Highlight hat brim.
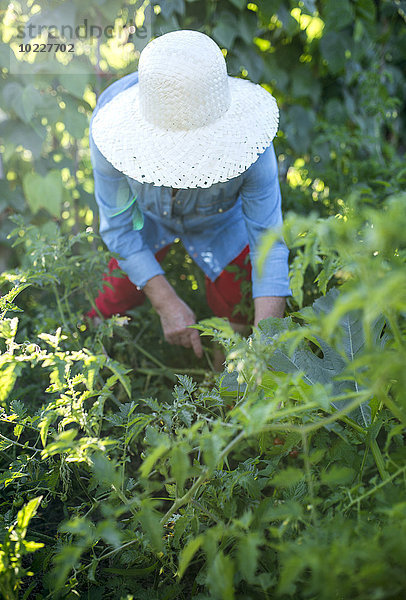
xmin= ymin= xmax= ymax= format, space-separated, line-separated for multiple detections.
xmin=91 ymin=77 xmax=279 ymax=189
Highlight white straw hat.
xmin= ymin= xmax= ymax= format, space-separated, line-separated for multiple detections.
xmin=91 ymin=30 xmax=279 ymax=189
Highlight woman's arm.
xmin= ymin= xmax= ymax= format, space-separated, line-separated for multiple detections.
xmin=240 ymin=144 xmax=291 ymax=326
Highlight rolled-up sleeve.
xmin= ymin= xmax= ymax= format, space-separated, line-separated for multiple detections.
xmin=89 ymin=120 xmax=164 ymax=289
xmin=241 ymin=144 xmax=292 ymax=299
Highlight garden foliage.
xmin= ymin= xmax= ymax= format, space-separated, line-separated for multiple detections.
xmin=0 ymin=0 xmax=405 ymax=599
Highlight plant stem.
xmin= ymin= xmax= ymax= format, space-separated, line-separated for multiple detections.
xmin=0 ymin=433 xmax=38 ymax=453
xmin=345 ymin=466 xmax=406 ymax=511
xmin=84 ymin=289 xmax=104 ymax=320
xmin=370 ymin=438 xmax=389 ymax=480
xmin=134 ymin=342 xmax=169 ymax=369
xmin=52 ymin=283 xmax=70 ymax=334
xmin=160 ymin=430 xmax=245 ymax=525
xmin=386 ymin=311 xmax=404 ymax=349
xmin=302 ymin=431 xmax=318 ymax=526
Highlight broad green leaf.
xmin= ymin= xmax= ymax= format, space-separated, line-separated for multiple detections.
xmin=212 ymin=20 xmax=237 ymax=48
xmin=91 ymin=453 xmax=121 ymax=489
xmin=237 ymin=532 xmax=262 ymax=581
xmin=138 ymin=505 xmax=164 ymax=552
xmin=0 ymin=471 xmax=27 ymax=488
xmin=219 ymin=370 xmax=247 ymax=398
xmin=207 ymin=551 xmax=235 ymax=600
xmin=64 ymin=101 xmax=89 ymax=138
xmin=320 ymin=32 xmax=350 ymax=74
xmin=178 ymin=535 xmax=204 ymax=579
xmin=0 ymin=120 xmax=46 ymax=158
xmin=140 ymin=444 xmax=170 ymax=478
xmin=17 ymin=496 xmax=43 ymax=534
xmin=22 ymin=540 xmax=45 ymax=552
xmin=321 ymin=466 xmax=356 ymax=486
xmin=201 ymin=433 xmax=223 ymax=470
xmin=2 ymin=82 xmax=26 ymax=121
xmin=59 ymin=62 xmax=91 ymax=98
xmin=324 ymin=0 xmax=354 ymax=31
xmin=229 ymin=0 xmax=246 ymax=9
xmin=259 ymin=289 xmax=374 ymax=426
xmin=21 ymin=84 xmax=48 ymax=122
xmin=41 ymin=429 xmax=77 ymax=458
xmin=22 ymin=170 xmax=63 ymax=217
xmin=0 ymin=317 xmax=18 ymax=340
xmin=170 ymin=444 xmax=190 ymax=494
xmin=0 ymin=360 xmax=23 ymax=407
xmin=103 ymin=562 xmax=158 ymax=578
xmin=39 ymin=411 xmax=56 ymax=448
xmin=104 ymin=358 xmax=132 ymax=398
xmin=0 ymin=439 xmax=12 ymax=452
xmin=271 ymin=467 xmax=304 ymax=488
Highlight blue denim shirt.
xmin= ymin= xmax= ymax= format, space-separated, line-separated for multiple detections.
xmin=89 ymin=72 xmax=291 ymax=299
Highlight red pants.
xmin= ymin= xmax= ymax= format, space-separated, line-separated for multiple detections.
xmin=87 ymin=245 xmax=252 ymax=324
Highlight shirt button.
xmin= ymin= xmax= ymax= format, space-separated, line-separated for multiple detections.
xmin=163 ymin=211 xmax=168 ymax=216
xmin=161 ymin=240 xmax=166 ymax=245
xmin=218 ymin=208 xmax=224 ymax=213
xmin=189 ymin=246 xmax=194 ymax=251
xmin=176 ymin=200 xmax=181 ymax=204
xmin=154 ymin=244 xmax=159 ymax=249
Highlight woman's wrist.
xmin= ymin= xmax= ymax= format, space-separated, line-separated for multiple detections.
xmin=254 ymin=296 xmax=286 ymax=327
xmin=143 ymin=274 xmax=179 ymax=314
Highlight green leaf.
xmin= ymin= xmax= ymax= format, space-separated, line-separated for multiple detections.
xmin=2 ymin=82 xmax=26 ymax=121
xmin=259 ymin=289 xmax=374 ymax=426
xmin=237 ymin=11 xmax=257 ymax=44
xmin=64 ymin=101 xmax=89 ymax=138
xmin=91 ymin=453 xmax=121 ymax=489
xmin=59 ymin=62 xmax=91 ymax=99
xmin=104 ymin=358 xmax=132 ymax=398
xmin=212 ymin=20 xmax=238 ymax=48
xmin=321 ymin=466 xmax=356 ymax=486
xmin=170 ymin=444 xmax=190 ymax=494
xmin=0 ymin=359 xmax=23 ymax=407
xmin=22 ymin=170 xmax=63 ymax=217
xmin=237 ymin=533 xmax=262 ymax=582
xmin=207 ymin=551 xmax=235 ymax=600
xmin=219 ymin=370 xmax=247 ymax=398
xmin=0 ymin=120 xmax=47 ymax=158
xmin=0 ymin=317 xmax=18 ymax=340
xmin=324 ymin=0 xmax=354 ymax=31
xmin=178 ymin=535 xmax=204 ymax=579
xmin=0 ymin=471 xmax=27 ymax=488
xmin=17 ymin=496 xmax=43 ymax=534
xmin=21 ymin=84 xmax=49 ymax=122
xmin=103 ymin=562 xmax=158 ymax=578
xmin=320 ymin=32 xmax=349 ymax=74
xmin=138 ymin=504 xmax=164 ymax=553
xmin=291 ymin=66 xmax=321 ymax=100
xmin=140 ymin=444 xmax=170 ymax=478
xmin=22 ymin=540 xmax=44 ymax=552
xmin=201 ymin=433 xmax=223 ymax=470
xmin=0 ymin=439 xmax=12 ymax=452
xmin=229 ymin=0 xmax=246 ymax=9
xmin=271 ymin=467 xmax=304 ymax=488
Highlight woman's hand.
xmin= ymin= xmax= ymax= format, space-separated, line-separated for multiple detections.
xmin=158 ymin=296 xmax=203 ymax=357
xmin=143 ymin=274 xmax=203 ymax=357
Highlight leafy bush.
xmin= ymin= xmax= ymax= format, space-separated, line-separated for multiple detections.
xmin=0 ymin=190 xmax=405 ymax=599
xmin=0 ymin=1 xmax=405 ymax=599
